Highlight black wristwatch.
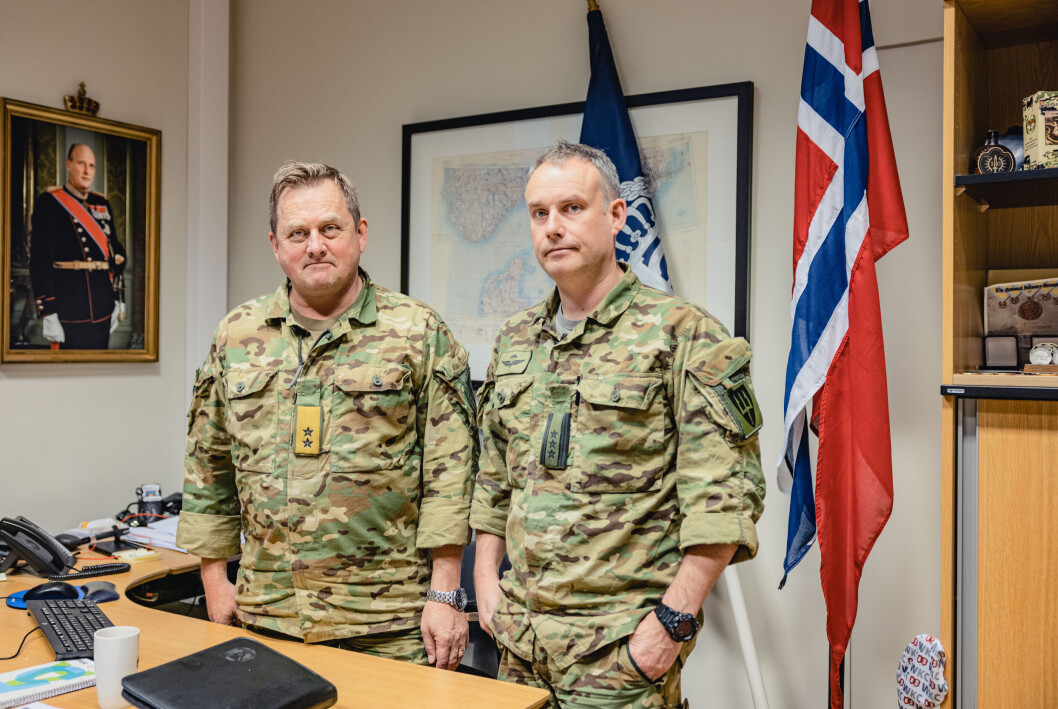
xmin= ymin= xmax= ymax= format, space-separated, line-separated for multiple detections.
xmin=654 ymin=601 xmax=699 ymax=642
xmin=426 ymin=587 xmax=468 ymax=612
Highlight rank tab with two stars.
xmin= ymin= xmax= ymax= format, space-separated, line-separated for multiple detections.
xmin=295 ymin=406 xmax=322 ymax=455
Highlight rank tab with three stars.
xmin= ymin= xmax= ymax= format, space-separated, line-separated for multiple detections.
xmin=539 ymin=412 xmax=571 ymax=469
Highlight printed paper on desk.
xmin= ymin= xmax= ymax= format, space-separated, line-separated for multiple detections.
xmin=125 ymin=517 xmax=186 ymax=553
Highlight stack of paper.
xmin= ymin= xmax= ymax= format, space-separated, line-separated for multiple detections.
xmin=125 ymin=517 xmax=186 ymax=553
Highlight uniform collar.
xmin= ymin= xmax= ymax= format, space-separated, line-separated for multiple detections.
xmin=265 ymin=268 xmax=378 ymax=333
xmin=63 ymin=183 xmax=90 ymax=201
xmin=532 ymin=264 xmax=641 ymax=328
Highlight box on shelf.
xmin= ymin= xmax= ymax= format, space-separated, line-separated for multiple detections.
xmin=1023 ymin=91 xmax=1058 ymax=170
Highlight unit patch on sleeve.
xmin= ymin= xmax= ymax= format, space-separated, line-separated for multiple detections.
xmin=712 ymin=378 xmax=763 ymax=440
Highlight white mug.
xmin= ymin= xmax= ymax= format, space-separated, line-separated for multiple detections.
xmin=94 ymin=626 xmax=140 ymax=709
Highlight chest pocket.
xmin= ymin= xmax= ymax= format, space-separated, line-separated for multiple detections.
xmin=491 ymin=375 xmax=534 ymax=489
xmin=225 ymin=368 xmax=279 ymax=473
xmin=330 ymin=364 xmax=413 ymax=472
xmin=572 ymin=373 xmax=670 ymax=493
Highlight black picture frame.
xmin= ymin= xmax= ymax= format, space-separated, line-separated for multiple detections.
xmin=402 ymin=82 xmax=753 ymax=377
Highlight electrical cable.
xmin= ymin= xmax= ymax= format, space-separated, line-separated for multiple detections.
xmin=49 ymin=562 xmax=131 ymax=581
xmin=184 ymin=594 xmax=200 ymax=616
xmin=121 ymin=513 xmax=170 ymax=524
xmin=1 ymin=627 xmax=41 ymax=660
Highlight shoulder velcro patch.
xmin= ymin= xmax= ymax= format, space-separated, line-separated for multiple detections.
xmin=711 ymin=376 xmax=763 ymax=440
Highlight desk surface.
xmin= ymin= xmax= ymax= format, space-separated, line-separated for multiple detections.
xmin=0 ymin=549 xmax=548 ymax=709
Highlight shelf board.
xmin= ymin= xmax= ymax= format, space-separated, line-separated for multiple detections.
xmin=954 ymin=167 xmax=1058 ymax=209
xmin=958 ymin=0 xmax=1058 ymax=47
xmin=941 ymin=384 xmax=1058 ymax=400
xmin=953 ymin=371 xmax=1058 ymax=387
xmin=942 ymin=370 xmax=1058 ymax=399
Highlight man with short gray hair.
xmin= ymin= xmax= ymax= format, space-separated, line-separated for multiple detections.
xmin=473 ymin=141 xmax=765 ymax=706
xmin=177 ymin=160 xmax=477 ymax=670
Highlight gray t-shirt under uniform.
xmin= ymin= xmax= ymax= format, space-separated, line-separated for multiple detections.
xmin=554 ymin=304 xmax=583 ymax=340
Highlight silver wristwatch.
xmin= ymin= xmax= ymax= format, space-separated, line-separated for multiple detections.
xmin=426 ymin=587 xmax=468 ymax=612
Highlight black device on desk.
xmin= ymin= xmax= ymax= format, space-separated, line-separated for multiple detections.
xmin=26 ymin=597 xmax=115 ymax=660
xmin=0 ymin=516 xmax=76 ymax=576
xmin=0 ymin=516 xmax=130 ymax=579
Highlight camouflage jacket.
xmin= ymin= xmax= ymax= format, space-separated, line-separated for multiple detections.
xmin=470 ymin=269 xmax=765 ymax=668
xmin=176 ymin=270 xmax=476 ymax=643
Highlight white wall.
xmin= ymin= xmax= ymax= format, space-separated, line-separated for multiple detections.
xmin=0 ymin=1 xmax=944 ymax=705
xmin=0 ymin=1 xmax=190 ymax=531
xmin=227 ymin=1 xmax=943 ymax=706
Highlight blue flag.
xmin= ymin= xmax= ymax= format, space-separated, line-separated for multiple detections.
xmin=579 ymin=9 xmax=673 ymax=294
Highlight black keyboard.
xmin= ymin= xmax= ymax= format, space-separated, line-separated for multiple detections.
xmin=26 ymin=598 xmax=114 ymax=660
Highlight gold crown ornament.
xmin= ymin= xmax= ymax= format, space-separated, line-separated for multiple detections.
xmin=64 ymin=82 xmax=100 ymax=116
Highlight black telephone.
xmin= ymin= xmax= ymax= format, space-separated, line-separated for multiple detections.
xmin=0 ymin=516 xmax=76 ymax=576
xmin=0 ymin=516 xmax=129 ymax=579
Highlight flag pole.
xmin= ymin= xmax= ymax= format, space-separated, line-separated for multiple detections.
xmin=724 ymin=568 xmax=771 ymax=709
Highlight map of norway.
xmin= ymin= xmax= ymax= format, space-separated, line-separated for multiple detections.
xmin=429 ymin=134 xmax=707 ymax=351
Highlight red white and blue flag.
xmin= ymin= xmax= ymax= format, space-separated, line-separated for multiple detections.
xmin=580 ymin=6 xmax=673 ymax=293
xmin=778 ymin=0 xmax=908 ymax=705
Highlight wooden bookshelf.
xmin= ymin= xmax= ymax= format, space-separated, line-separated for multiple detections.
xmin=942 ymin=2 xmax=1058 ymax=707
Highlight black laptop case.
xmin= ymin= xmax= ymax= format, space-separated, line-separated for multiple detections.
xmin=121 ymin=637 xmax=338 ymax=709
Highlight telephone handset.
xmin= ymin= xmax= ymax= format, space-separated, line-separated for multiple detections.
xmin=0 ymin=516 xmax=129 ymax=579
xmin=0 ymin=516 xmax=75 ymax=576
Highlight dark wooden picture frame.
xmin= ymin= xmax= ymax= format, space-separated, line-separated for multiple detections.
xmin=1 ymin=98 xmax=161 ymax=363
xmin=401 ymin=82 xmax=753 ymax=379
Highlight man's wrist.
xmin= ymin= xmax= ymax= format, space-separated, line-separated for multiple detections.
xmin=473 ymin=571 xmax=500 ymax=587
xmin=654 ymin=601 xmax=700 ymax=642
xmin=426 ymin=587 xmax=468 ymax=611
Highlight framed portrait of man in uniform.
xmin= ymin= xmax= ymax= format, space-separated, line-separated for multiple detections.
xmin=1 ymin=97 xmax=160 ymax=363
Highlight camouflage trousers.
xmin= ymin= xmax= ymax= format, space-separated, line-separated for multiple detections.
xmin=497 ymin=631 xmax=694 ymax=709
xmin=250 ymin=625 xmax=429 ymax=666
xmin=325 ymin=627 xmax=430 ymax=665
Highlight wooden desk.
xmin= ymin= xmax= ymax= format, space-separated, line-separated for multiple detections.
xmin=0 ymin=549 xmax=548 ymax=709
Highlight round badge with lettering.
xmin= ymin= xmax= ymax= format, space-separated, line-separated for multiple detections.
xmin=1029 ymin=344 xmax=1056 ymax=365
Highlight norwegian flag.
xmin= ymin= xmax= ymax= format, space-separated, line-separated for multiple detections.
xmin=778 ymin=0 xmax=908 ymax=706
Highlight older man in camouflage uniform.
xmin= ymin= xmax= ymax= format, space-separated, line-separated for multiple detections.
xmin=472 ymin=141 xmax=765 ymax=707
xmin=177 ymin=161 xmax=476 ymax=670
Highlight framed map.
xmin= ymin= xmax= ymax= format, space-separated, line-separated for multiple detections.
xmin=401 ymin=82 xmax=752 ymax=380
